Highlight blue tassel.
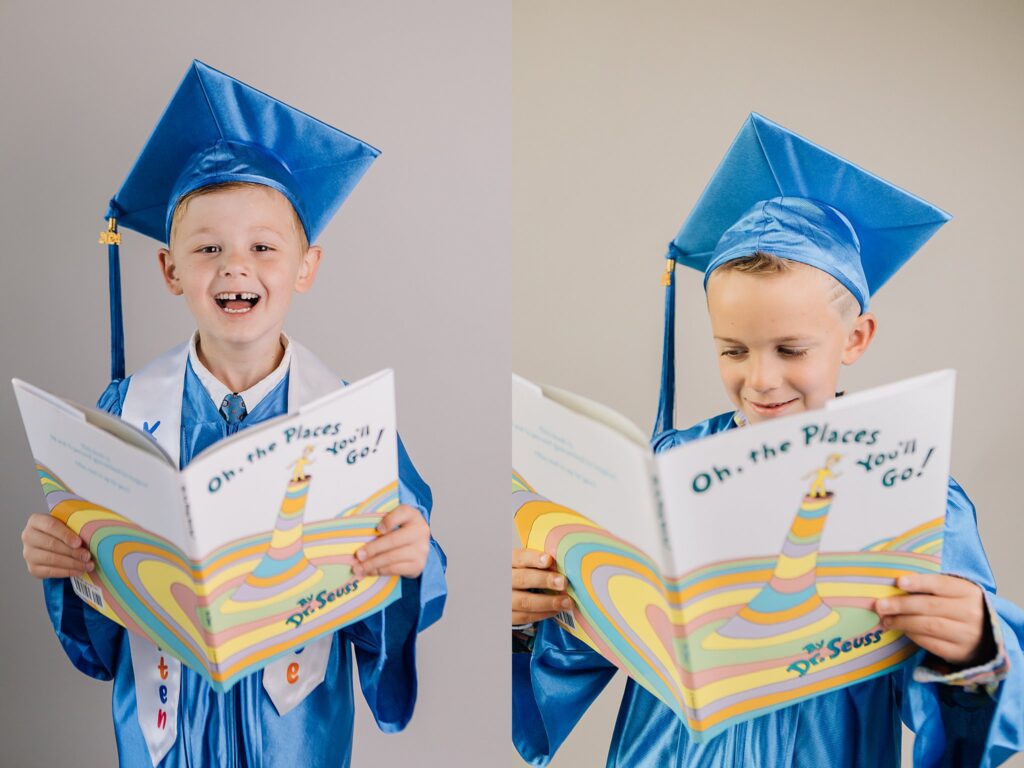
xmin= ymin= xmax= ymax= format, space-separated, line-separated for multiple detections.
xmin=101 ymin=207 xmax=125 ymax=381
xmin=652 ymin=254 xmax=677 ymax=441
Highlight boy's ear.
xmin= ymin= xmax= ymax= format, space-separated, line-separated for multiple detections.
xmin=294 ymin=245 xmax=322 ymax=294
xmin=158 ymin=249 xmax=184 ymax=296
xmin=841 ymin=312 xmax=877 ymax=365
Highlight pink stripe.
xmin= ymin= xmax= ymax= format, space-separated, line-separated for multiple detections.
xmin=769 ymin=569 xmax=817 ymax=594
xmin=266 ymin=539 xmax=304 ymax=560
xmin=675 ymin=605 xmax=742 ymax=637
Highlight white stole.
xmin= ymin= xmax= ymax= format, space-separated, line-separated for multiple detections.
xmin=119 ymin=338 xmax=344 ymax=763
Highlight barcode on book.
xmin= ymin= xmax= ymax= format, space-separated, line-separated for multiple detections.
xmin=555 ymin=609 xmax=576 ymax=630
xmin=71 ymin=575 xmax=104 ymax=611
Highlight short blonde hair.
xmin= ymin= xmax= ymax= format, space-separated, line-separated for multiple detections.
xmin=169 ymin=181 xmax=308 ymax=252
xmin=717 ymin=250 xmax=790 ymax=276
xmin=715 ymin=251 xmax=860 ymax=320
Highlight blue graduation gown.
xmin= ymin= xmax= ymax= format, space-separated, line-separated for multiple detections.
xmin=43 ymin=363 xmax=447 ymax=767
xmin=513 ymin=412 xmax=1023 ymax=767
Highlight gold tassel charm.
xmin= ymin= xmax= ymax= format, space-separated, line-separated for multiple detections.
xmin=99 ymin=217 xmax=121 ymax=246
xmin=661 ymin=257 xmax=675 ymax=287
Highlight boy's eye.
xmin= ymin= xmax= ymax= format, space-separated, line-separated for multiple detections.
xmin=198 ymin=245 xmax=221 ymax=254
xmin=253 ymin=244 xmax=274 ymax=252
xmin=778 ymin=346 xmax=808 ymax=357
xmin=720 ymin=348 xmax=747 ymax=358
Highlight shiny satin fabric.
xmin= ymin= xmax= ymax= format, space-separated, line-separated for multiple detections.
xmin=664 ymin=113 xmax=951 ymax=310
xmin=704 ymin=198 xmax=867 ymax=311
xmin=513 ymin=413 xmax=1023 ymax=767
xmin=43 ymin=363 xmax=447 ymax=767
xmin=110 ymin=60 xmax=380 ymax=246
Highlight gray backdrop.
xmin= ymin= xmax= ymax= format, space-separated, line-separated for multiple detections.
xmin=513 ymin=1 xmax=1023 ymax=766
xmin=0 ymin=1 xmax=513 ymax=766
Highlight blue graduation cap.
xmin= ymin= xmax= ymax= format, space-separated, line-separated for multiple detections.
xmin=653 ymin=113 xmax=951 ymax=439
xmin=100 ymin=60 xmax=381 ymax=381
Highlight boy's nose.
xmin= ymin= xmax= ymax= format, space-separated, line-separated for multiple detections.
xmin=218 ymin=247 xmax=252 ymax=277
xmin=746 ymin=355 xmax=780 ymax=393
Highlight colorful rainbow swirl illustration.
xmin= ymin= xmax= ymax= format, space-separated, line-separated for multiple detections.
xmin=512 ymin=467 xmax=943 ymax=741
xmin=39 ymin=462 xmax=401 ymax=691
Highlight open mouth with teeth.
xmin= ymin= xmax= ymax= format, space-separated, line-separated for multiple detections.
xmin=215 ymin=292 xmax=261 ymax=314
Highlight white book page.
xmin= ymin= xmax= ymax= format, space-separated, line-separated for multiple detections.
xmin=13 ymin=379 xmax=174 ymax=464
xmin=181 ymin=370 xmax=398 ymax=557
xmin=541 ymin=383 xmax=650 ymax=448
xmin=655 ymin=370 xmax=956 ymax=576
xmin=513 ymin=375 xmax=663 ymax=563
xmin=13 ymin=379 xmax=188 ymax=548
xmin=83 ymin=407 xmax=174 ymax=464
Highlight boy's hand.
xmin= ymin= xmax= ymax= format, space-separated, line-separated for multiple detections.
xmin=21 ymin=513 xmax=93 ymax=579
xmin=875 ymin=574 xmax=988 ymax=666
xmin=512 ymin=548 xmax=571 ymax=626
xmin=352 ymin=505 xmax=430 ymax=579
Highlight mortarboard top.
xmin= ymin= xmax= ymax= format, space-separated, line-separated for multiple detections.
xmin=666 ymin=112 xmax=951 ymax=311
xmin=100 ymin=60 xmax=380 ymax=381
xmin=653 ymin=113 xmax=951 ymax=440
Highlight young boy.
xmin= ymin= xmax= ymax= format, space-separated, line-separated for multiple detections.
xmin=512 ymin=114 xmax=1022 ymax=766
xmin=19 ymin=61 xmax=446 ymax=768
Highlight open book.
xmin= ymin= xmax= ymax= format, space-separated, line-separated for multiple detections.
xmin=14 ymin=371 xmax=401 ymax=691
xmin=513 ymin=371 xmax=955 ymax=741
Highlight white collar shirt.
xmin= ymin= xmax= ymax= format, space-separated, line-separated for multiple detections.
xmin=187 ymin=330 xmax=292 ymax=414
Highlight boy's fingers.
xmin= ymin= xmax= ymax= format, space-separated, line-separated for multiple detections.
xmin=879 ymin=613 xmax=961 ymax=642
xmin=513 ymin=590 xmax=572 ymax=616
xmin=512 ymin=548 xmax=554 ymax=570
xmin=377 ymin=505 xmax=424 ymax=533
xmin=28 ymin=564 xmax=92 ymax=580
xmin=22 ymin=527 xmax=91 ymax=561
xmin=26 ymin=514 xmax=82 ymax=550
xmin=512 ymin=609 xmax=562 ymax=625
xmin=354 ymin=548 xmax=400 ymax=573
xmin=875 ymin=594 xmax=979 ymax=622
xmin=27 ymin=546 xmax=91 ymax=571
xmin=354 ymin=561 xmax=418 ymax=578
xmin=896 ymin=573 xmax=978 ymax=598
xmin=356 ymin=526 xmax=419 ymax=561
xmin=355 ymin=510 xmax=430 ymax=563
xmin=511 ymin=568 xmax=566 ymax=592
xmin=355 ymin=546 xmax=426 ymax=576
xmin=25 ymin=550 xmax=92 ymax=576
xmin=357 ymin=558 xmax=422 ymax=578
xmin=32 ymin=549 xmax=92 ymax=571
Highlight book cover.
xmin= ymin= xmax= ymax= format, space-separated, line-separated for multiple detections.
xmin=513 ymin=370 xmax=954 ymax=740
xmin=14 ymin=370 xmax=402 ymax=691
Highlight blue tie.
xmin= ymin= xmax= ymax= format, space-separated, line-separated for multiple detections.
xmin=220 ymin=393 xmax=248 ymax=425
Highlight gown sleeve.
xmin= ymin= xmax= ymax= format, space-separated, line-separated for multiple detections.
xmin=41 ymin=378 xmax=132 ymax=681
xmin=342 ymin=434 xmax=448 ymax=733
xmin=900 ymin=478 xmax=1024 ymax=768
xmin=512 ymin=618 xmax=618 ymax=765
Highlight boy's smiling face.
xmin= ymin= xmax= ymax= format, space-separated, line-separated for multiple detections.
xmin=158 ymin=184 xmax=321 ymax=353
xmin=705 ymin=261 xmax=876 ymax=425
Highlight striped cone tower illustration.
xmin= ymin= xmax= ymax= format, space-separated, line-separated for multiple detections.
xmin=224 ymin=447 xmax=323 ymax=612
xmin=703 ymin=454 xmax=843 ymax=650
